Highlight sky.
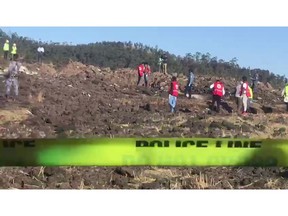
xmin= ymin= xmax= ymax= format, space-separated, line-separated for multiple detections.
xmin=1 ymin=27 xmax=288 ymax=77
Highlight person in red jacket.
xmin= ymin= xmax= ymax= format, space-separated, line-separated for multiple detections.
xmin=137 ymin=62 xmax=151 ymax=87
xmin=137 ymin=62 xmax=145 ymax=86
xmin=168 ymin=76 xmax=179 ymax=113
xmin=210 ymin=78 xmax=225 ymax=113
xmin=143 ymin=62 xmax=151 ymax=87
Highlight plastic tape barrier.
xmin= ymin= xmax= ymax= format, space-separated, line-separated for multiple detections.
xmin=0 ymin=138 xmax=288 ymax=166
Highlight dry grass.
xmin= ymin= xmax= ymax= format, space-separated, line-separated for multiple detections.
xmin=0 ymin=108 xmax=32 ymax=125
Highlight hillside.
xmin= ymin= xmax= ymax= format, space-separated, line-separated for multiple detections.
xmin=0 ymin=28 xmax=286 ymax=88
xmin=0 ymin=61 xmax=288 ymax=189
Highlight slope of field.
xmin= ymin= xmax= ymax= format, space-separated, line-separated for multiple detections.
xmin=0 ymin=61 xmax=288 ymax=189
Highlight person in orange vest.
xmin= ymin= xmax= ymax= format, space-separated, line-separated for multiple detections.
xmin=168 ymin=76 xmax=179 ymax=113
xmin=136 ymin=62 xmax=145 ymax=86
xmin=210 ymin=78 xmax=225 ymax=113
xmin=240 ymin=76 xmax=252 ymax=116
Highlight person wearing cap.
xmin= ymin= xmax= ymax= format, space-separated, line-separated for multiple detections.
xmin=210 ymin=78 xmax=225 ymax=113
xmin=11 ymin=43 xmax=17 ymax=60
xmin=185 ymin=68 xmax=195 ymax=99
xmin=5 ymin=54 xmax=21 ymax=100
xmin=3 ymin=40 xmax=9 ymax=60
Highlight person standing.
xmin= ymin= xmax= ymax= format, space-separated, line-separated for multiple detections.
xmin=3 ymin=40 xmax=9 ymax=60
xmin=5 ymin=54 xmax=21 ymax=100
xmin=168 ymin=76 xmax=179 ymax=113
xmin=11 ymin=43 xmax=17 ymax=60
xmin=281 ymin=82 xmax=288 ymax=111
xmin=251 ymin=72 xmax=259 ymax=92
xmin=235 ymin=81 xmax=243 ymax=114
xmin=240 ymin=76 xmax=252 ymax=116
xmin=210 ymin=78 xmax=225 ymax=113
xmin=137 ymin=62 xmax=145 ymax=86
xmin=37 ymin=45 xmax=45 ymax=63
xmin=247 ymin=86 xmax=253 ymax=113
xmin=185 ymin=68 xmax=195 ymax=98
xmin=161 ymin=53 xmax=168 ymax=74
xmin=143 ymin=62 xmax=151 ymax=87
xmin=158 ymin=56 xmax=163 ymax=72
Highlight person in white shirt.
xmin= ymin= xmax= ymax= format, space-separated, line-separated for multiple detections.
xmin=37 ymin=46 xmax=45 ymax=63
xmin=240 ymin=76 xmax=252 ymax=116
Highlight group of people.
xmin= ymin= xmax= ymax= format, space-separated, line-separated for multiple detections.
xmin=176 ymin=74 xmax=253 ymax=115
xmin=3 ymin=40 xmax=45 ymax=63
xmin=3 ymin=40 xmax=17 ymax=61
xmin=137 ymin=61 xmax=257 ymax=115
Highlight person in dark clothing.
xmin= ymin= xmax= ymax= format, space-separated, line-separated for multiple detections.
xmin=184 ymin=68 xmax=195 ymax=98
xmin=251 ymin=72 xmax=259 ymax=92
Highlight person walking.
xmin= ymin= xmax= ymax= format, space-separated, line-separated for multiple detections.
xmin=4 ymin=54 xmax=21 ymax=100
xmin=168 ymin=76 xmax=179 ymax=113
xmin=3 ymin=40 xmax=9 ymax=60
xmin=184 ymin=68 xmax=195 ymax=98
xmin=210 ymin=78 xmax=225 ymax=113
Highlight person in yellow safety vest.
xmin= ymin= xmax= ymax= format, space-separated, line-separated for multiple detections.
xmin=11 ymin=43 xmax=17 ymax=60
xmin=3 ymin=40 xmax=9 ymax=60
xmin=247 ymin=86 xmax=253 ymax=113
xmin=281 ymin=83 xmax=288 ymax=111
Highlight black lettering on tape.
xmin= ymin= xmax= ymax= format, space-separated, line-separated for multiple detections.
xmin=216 ymin=140 xmax=222 ymax=148
xmin=182 ymin=140 xmax=195 ymax=147
xmin=250 ymin=141 xmax=262 ymax=148
xmin=243 ymin=141 xmax=249 ymax=148
xmin=175 ymin=140 xmax=182 ymax=147
xmin=136 ymin=140 xmax=149 ymax=147
xmin=2 ymin=140 xmax=36 ymax=148
xmin=196 ymin=140 xmax=208 ymax=148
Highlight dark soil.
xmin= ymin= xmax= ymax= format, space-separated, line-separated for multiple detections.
xmin=1 ymin=62 xmax=288 ymax=189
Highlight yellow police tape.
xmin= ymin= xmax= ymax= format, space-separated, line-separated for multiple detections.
xmin=0 ymin=138 xmax=287 ymax=166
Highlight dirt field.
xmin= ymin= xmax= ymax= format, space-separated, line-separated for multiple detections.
xmin=1 ymin=61 xmax=288 ymax=189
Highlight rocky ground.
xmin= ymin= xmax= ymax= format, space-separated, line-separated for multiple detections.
xmin=1 ymin=60 xmax=288 ymax=189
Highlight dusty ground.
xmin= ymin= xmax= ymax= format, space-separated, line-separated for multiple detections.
xmin=1 ymin=61 xmax=288 ymax=189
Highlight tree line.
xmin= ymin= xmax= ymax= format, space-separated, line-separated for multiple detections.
xmin=0 ymin=29 xmax=285 ymax=88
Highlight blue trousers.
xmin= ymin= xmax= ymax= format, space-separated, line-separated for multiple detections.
xmin=169 ymin=94 xmax=177 ymax=113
